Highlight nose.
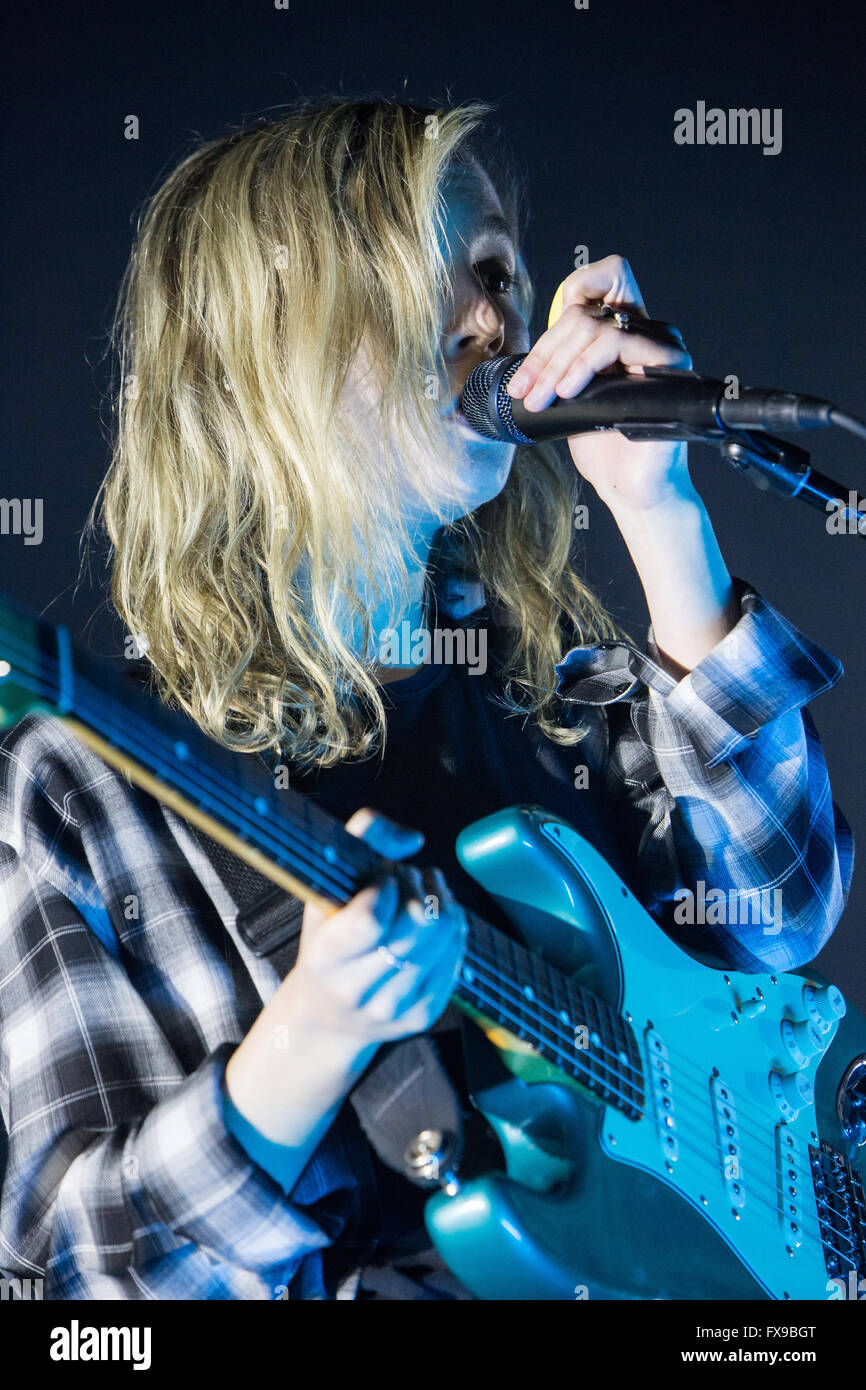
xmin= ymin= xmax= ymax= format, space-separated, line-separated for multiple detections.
xmin=443 ymin=301 xmax=507 ymax=389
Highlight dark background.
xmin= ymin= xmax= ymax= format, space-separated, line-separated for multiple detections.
xmin=2 ymin=0 xmax=864 ymax=1007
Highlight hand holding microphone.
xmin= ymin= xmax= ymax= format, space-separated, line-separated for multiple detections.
xmin=460 ymin=254 xmax=862 ymax=526
xmin=508 ymin=255 xmax=690 ymax=411
xmin=498 ymin=254 xmax=697 ymax=513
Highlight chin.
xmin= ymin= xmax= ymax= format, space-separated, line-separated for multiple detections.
xmin=453 ymin=438 xmax=515 ymax=513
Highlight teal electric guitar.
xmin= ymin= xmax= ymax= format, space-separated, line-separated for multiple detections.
xmin=1 ymin=592 xmax=864 ymax=1301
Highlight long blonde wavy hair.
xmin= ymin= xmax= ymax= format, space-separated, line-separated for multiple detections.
xmin=90 ymin=96 xmax=622 ymax=768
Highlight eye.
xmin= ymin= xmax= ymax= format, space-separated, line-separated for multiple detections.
xmin=475 ymin=258 xmax=516 ymax=296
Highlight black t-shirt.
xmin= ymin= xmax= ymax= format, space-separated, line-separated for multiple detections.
xmin=285 ymin=624 xmax=634 ymax=1299
xmin=289 ymin=633 xmax=632 ymax=910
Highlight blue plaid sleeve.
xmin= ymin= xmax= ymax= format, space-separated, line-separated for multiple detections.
xmin=554 ymin=579 xmax=853 ymax=973
xmin=0 ymin=714 xmax=366 ymax=1299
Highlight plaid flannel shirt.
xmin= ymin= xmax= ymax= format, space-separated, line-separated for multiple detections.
xmin=0 ymin=579 xmax=853 ymax=1298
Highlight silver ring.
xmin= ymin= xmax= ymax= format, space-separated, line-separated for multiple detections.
xmin=378 ymin=944 xmax=410 ymax=972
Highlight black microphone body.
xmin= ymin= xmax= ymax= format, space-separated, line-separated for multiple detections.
xmin=460 ymin=354 xmax=834 ymax=446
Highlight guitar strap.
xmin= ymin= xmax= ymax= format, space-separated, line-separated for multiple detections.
xmin=186 ymin=821 xmax=465 ymax=1187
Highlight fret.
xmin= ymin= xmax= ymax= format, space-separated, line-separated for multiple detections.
xmin=470 ymin=917 xmax=507 ymax=1024
xmin=475 ymin=917 xmax=514 ymax=1028
xmin=459 ymin=916 xmax=642 ymax=1119
xmin=465 ymin=911 xmax=497 ymax=981
xmin=585 ymin=986 xmax=618 ymax=1102
xmin=549 ymin=961 xmax=575 ymax=1036
xmin=523 ymin=951 xmax=566 ymax=1070
xmin=528 ymin=954 xmax=566 ymax=1052
xmin=484 ymin=919 xmax=511 ymax=1019
xmin=558 ymin=973 xmax=595 ymax=1089
xmin=523 ymin=946 xmax=545 ymax=1028
xmin=546 ymin=963 xmax=576 ymax=1075
xmin=505 ymin=931 xmax=531 ymax=1039
xmin=459 ymin=912 xmax=493 ymax=1009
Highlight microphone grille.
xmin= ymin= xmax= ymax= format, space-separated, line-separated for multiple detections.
xmin=460 ymin=356 xmax=534 ymax=445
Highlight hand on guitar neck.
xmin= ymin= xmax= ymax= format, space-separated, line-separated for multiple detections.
xmin=224 ymin=807 xmax=466 ymax=1191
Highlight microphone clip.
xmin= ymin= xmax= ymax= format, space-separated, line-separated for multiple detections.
xmin=718 ymin=429 xmax=812 ymax=499
xmin=719 ymin=428 xmax=866 ymax=533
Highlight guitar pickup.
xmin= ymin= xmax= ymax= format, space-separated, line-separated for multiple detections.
xmin=645 ymin=1028 xmax=678 ymax=1166
xmin=711 ymin=1074 xmax=745 ymax=1210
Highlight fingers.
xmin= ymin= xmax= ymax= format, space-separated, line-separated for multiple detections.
xmin=297 ymin=809 xmax=466 ymax=1044
xmin=322 ymin=877 xmax=403 ymax=961
xmin=506 ymin=254 xmax=690 ymax=413
xmin=359 ymin=888 xmax=467 ymax=1030
xmin=344 ymin=806 xmax=425 ymax=861
xmin=357 ymin=907 xmax=464 ymax=1011
xmin=556 ymin=254 xmax=647 ymax=312
xmin=321 ymin=866 xmax=466 ymax=1015
xmin=509 ymin=314 xmax=691 ymax=412
xmin=373 ymin=936 xmax=467 ymax=1040
xmin=508 ymin=302 xmax=597 ymax=401
xmin=548 ymin=325 xmax=691 ymax=405
xmin=313 ymin=865 xmax=457 ymax=961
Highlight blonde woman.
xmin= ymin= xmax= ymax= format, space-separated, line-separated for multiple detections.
xmin=0 ymin=98 xmax=851 ymax=1299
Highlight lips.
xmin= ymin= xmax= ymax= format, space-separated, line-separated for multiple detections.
xmin=446 ymin=398 xmax=480 ymax=439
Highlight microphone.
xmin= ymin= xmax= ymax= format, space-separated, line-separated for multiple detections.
xmin=460 ymin=355 xmax=836 ymax=446
xmin=457 ymin=282 xmax=866 ymax=532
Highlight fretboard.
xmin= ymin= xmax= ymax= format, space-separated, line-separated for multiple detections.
xmin=462 ymin=910 xmax=643 ymax=1118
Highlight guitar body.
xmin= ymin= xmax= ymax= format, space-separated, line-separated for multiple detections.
xmin=426 ymin=805 xmax=866 ymax=1300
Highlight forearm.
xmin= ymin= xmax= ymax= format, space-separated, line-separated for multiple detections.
xmin=606 ymin=482 xmax=739 ymax=673
xmin=224 ymin=973 xmax=379 ymax=1193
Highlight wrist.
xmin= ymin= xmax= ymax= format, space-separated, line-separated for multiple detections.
xmin=225 ymin=981 xmax=379 ymax=1146
xmin=602 ymin=479 xmax=705 ymax=536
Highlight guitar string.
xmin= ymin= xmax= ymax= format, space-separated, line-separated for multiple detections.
xmin=0 ymin=635 xmax=851 ymax=1210
xmin=0 ymin=640 xmax=360 ymax=899
xmin=458 ymin=929 xmax=858 ymax=1254
xmin=463 ymin=928 xmax=858 ymax=1250
xmin=459 ymin=918 xmax=841 ymax=1195
xmin=457 ymin=942 xmax=859 ymax=1264
xmin=1 ymin=637 xmax=858 ymax=1255
xmin=454 ymin=945 xmax=855 ymax=1270
xmin=0 ymin=635 xmax=851 ymax=1199
xmin=4 ymin=634 xmax=659 ymax=1099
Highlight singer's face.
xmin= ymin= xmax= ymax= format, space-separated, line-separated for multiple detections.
xmin=436 ymin=160 xmax=531 ymax=510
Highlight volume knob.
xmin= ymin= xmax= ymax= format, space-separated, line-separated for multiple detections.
xmin=780 ymin=1017 xmax=826 ymax=1068
xmin=769 ymin=1069 xmax=814 ymax=1121
xmin=802 ymin=983 xmax=846 ymax=1035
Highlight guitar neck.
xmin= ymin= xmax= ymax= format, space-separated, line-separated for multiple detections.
xmin=0 ymin=593 xmax=644 ymax=1118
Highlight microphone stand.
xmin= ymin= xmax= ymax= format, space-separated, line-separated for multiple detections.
xmin=715 ymin=429 xmax=866 ymax=536
xmin=576 ymin=365 xmax=866 ymax=536
xmin=517 ymin=366 xmax=866 ymax=538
